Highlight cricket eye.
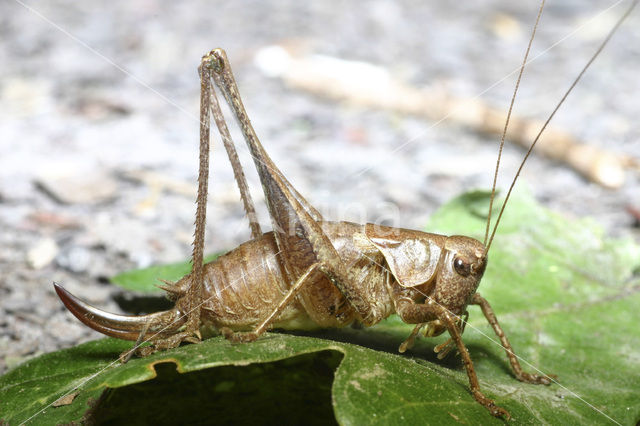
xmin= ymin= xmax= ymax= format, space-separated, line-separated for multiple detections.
xmin=453 ymin=257 xmax=471 ymax=277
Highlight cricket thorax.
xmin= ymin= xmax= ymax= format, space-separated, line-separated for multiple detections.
xmin=362 ymin=224 xmax=488 ymax=317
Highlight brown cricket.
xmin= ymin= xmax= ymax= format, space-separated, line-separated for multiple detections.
xmin=53 ymin=1 xmax=636 ymax=419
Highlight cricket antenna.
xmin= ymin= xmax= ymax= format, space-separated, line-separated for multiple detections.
xmin=485 ymin=0 xmax=638 ymax=254
xmin=484 ymin=0 xmax=545 ymax=248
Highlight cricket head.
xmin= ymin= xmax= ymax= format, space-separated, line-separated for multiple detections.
xmin=432 ymin=235 xmax=486 ymax=315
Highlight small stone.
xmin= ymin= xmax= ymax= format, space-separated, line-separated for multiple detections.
xmin=26 ymin=211 xmax=82 ymax=230
xmin=489 ymin=13 xmax=522 ymax=40
xmin=27 ymin=238 xmax=59 ymax=269
xmin=35 ymin=165 xmax=119 ymax=205
xmin=56 ymin=246 xmax=91 ymax=274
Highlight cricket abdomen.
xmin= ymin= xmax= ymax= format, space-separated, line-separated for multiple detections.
xmin=198 ymin=232 xmax=316 ymax=331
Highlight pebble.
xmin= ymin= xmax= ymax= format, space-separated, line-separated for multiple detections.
xmin=35 ymin=166 xmax=119 ymax=205
xmin=55 ymin=245 xmax=92 ymax=274
xmin=27 ymin=237 xmax=59 ymax=269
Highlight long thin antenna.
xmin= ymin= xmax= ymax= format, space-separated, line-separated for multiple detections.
xmin=484 ymin=0 xmax=545 ymax=247
xmin=486 ymin=0 xmax=638 ymax=254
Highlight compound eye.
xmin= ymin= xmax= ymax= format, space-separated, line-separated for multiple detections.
xmin=453 ymin=257 xmax=471 ymax=277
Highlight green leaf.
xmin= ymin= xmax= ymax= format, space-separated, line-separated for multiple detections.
xmin=110 ymin=253 xmax=221 ymax=293
xmin=2 ymin=189 xmax=639 ymax=424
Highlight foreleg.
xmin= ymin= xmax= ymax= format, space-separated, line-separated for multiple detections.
xmin=471 ymin=293 xmax=555 ymax=384
xmin=394 ymin=297 xmax=509 ymax=419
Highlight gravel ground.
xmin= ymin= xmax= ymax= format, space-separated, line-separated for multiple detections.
xmin=1 ymin=0 xmax=639 ymax=374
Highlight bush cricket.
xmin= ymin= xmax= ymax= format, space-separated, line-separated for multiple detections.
xmin=53 ymin=1 xmax=637 ymax=419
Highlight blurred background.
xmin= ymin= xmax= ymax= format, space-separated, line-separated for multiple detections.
xmin=1 ymin=0 xmax=639 ymax=372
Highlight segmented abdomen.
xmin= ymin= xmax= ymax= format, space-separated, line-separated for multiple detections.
xmin=200 ymin=232 xmax=314 ymax=331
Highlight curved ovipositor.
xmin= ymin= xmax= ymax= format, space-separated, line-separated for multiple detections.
xmin=53 ymin=283 xmax=185 ymax=341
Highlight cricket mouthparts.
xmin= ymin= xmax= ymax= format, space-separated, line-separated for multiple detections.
xmin=53 ymin=283 xmax=185 ymax=341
